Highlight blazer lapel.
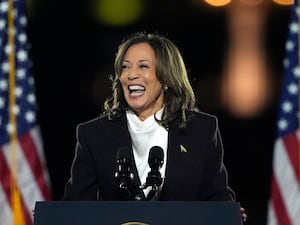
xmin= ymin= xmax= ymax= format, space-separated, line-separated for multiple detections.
xmin=110 ymin=114 xmax=145 ymax=199
xmin=160 ymin=127 xmax=190 ymax=200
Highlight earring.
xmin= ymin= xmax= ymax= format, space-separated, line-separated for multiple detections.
xmin=163 ymin=85 xmax=168 ymax=91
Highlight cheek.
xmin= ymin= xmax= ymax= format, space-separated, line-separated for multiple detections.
xmin=119 ymin=74 xmax=125 ymax=83
xmin=119 ymin=76 xmax=127 ymax=88
xmin=154 ymin=79 xmax=163 ymax=91
xmin=150 ymin=83 xmax=163 ymax=96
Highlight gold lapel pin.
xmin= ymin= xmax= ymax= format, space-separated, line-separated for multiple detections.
xmin=180 ymin=144 xmax=187 ymax=153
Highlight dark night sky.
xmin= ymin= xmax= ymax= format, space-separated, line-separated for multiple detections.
xmin=27 ymin=1 xmax=292 ymax=225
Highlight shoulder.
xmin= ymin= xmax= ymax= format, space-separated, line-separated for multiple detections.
xmin=77 ymin=115 xmax=106 ymax=131
xmin=181 ymin=110 xmax=219 ymax=134
xmin=187 ymin=110 xmax=218 ymax=125
xmin=76 ymin=114 xmax=126 ymax=134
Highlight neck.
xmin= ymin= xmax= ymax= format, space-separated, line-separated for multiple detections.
xmin=132 ymin=106 xmax=164 ymax=121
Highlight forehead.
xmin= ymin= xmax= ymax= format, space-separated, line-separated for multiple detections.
xmin=124 ymin=42 xmax=155 ymax=60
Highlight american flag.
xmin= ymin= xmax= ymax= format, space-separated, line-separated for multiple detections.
xmin=267 ymin=1 xmax=299 ymax=225
xmin=0 ymin=0 xmax=51 ymax=225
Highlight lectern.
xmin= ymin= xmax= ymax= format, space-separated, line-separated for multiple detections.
xmin=34 ymin=201 xmax=243 ymax=225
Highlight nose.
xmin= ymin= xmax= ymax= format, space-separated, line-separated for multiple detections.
xmin=128 ymin=74 xmax=138 ymax=80
xmin=127 ymin=67 xmax=139 ymax=80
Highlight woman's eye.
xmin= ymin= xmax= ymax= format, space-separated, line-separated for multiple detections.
xmin=122 ymin=64 xmax=129 ymax=70
xmin=140 ymin=64 xmax=149 ymax=68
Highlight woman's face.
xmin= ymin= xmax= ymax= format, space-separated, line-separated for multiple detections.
xmin=120 ymin=42 xmax=164 ymax=120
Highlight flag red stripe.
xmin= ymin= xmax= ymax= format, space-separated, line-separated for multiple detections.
xmin=271 ymin=174 xmax=292 ymax=225
xmin=19 ymin=132 xmax=51 ymax=200
xmin=21 ymin=195 xmax=33 ymax=225
xmin=0 ymin=148 xmax=33 ymax=225
xmin=0 ymin=148 xmax=12 ymax=205
xmin=282 ymin=133 xmax=299 ymax=178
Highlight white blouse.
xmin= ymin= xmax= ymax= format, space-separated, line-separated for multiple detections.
xmin=126 ymin=108 xmax=168 ymax=198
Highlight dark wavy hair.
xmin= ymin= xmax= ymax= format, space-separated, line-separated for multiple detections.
xmin=103 ymin=32 xmax=198 ymax=129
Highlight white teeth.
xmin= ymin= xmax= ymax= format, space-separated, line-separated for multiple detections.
xmin=128 ymin=85 xmax=145 ymax=91
xmin=130 ymin=91 xmax=143 ymax=97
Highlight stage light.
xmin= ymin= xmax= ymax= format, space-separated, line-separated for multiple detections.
xmin=221 ymin=0 xmax=273 ymax=118
xmin=221 ymin=56 xmax=272 ymax=118
xmin=204 ymin=0 xmax=231 ymax=7
xmin=273 ymin=0 xmax=294 ymax=5
xmin=203 ymin=0 xmax=294 ymax=6
xmin=90 ymin=0 xmax=144 ymax=26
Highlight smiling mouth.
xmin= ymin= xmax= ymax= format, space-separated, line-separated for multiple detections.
xmin=128 ymin=85 xmax=145 ymax=97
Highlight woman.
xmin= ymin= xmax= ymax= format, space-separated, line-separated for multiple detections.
xmin=63 ymin=32 xmax=238 ymax=204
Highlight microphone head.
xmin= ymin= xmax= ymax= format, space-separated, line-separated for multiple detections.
xmin=148 ymin=146 xmax=164 ymax=167
xmin=116 ymin=147 xmax=132 ymax=161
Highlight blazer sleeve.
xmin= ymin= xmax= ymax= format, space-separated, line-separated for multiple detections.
xmin=62 ymin=123 xmax=99 ymax=200
xmin=200 ymin=116 xmax=235 ymax=201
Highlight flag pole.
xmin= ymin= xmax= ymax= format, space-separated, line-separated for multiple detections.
xmin=7 ymin=0 xmax=25 ymax=224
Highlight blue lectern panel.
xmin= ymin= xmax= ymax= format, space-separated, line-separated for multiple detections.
xmin=34 ymin=201 xmax=242 ymax=225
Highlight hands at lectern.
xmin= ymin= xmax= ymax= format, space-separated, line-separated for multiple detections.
xmin=240 ymin=207 xmax=247 ymax=222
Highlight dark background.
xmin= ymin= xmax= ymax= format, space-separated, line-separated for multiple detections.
xmin=27 ymin=1 xmax=292 ymax=225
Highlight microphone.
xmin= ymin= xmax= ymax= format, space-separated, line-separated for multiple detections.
xmin=115 ymin=147 xmax=144 ymax=200
xmin=115 ymin=147 xmax=134 ymax=189
xmin=143 ymin=146 xmax=164 ymax=200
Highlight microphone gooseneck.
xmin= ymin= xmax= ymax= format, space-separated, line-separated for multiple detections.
xmin=143 ymin=146 xmax=164 ymax=200
xmin=115 ymin=147 xmax=134 ymax=189
xmin=115 ymin=146 xmax=164 ymax=201
xmin=115 ymin=147 xmax=144 ymax=200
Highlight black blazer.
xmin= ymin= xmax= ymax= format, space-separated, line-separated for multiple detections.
xmin=63 ymin=111 xmax=235 ymax=201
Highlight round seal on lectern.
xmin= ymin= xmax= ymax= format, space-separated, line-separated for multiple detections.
xmin=121 ymin=222 xmax=149 ymax=225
